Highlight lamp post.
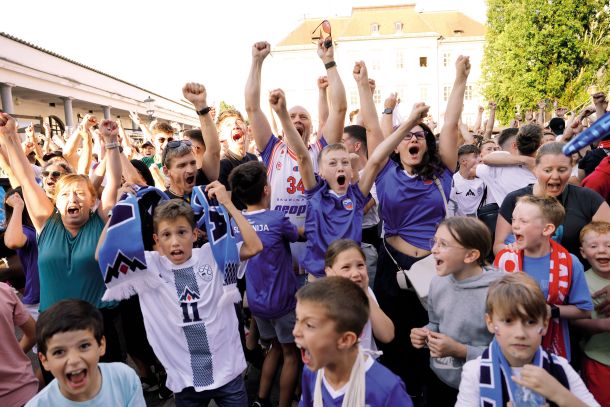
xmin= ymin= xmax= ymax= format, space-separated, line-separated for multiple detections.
xmin=144 ymin=96 xmax=155 ymax=120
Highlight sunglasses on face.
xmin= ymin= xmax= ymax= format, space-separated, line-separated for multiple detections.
xmin=311 ymin=20 xmax=332 ymax=49
xmin=157 ymin=137 xmax=174 ymax=144
xmin=42 ymin=170 xmax=63 ymax=178
xmin=404 ymin=131 xmax=426 ymax=141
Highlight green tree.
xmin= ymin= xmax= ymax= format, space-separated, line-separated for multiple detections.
xmin=219 ymin=100 xmax=237 ymax=113
xmin=481 ymin=0 xmax=610 ymax=124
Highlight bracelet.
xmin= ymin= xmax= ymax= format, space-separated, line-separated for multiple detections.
xmin=550 ymin=304 xmax=560 ymax=319
xmin=196 ymin=106 xmax=211 ymax=116
xmin=105 ymin=142 xmax=120 ymax=150
xmin=324 ymin=61 xmax=336 ymax=70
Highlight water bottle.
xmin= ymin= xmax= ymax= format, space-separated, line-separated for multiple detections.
xmin=563 ymin=111 xmax=610 ymax=155
xmin=513 ymin=383 xmax=546 ymax=406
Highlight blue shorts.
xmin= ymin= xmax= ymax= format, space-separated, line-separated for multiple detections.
xmin=254 ymin=309 xmax=296 ymax=344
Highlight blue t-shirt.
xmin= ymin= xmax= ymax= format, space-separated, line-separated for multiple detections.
xmin=299 ymin=357 xmax=412 ymax=407
xmin=375 ymin=160 xmax=452 ymax=250
xmin=302 ymin=177 xmax=370 ymax=277
xmin=16 ymin=225 xmax=40 ymax=305
xmin=37 ymin=211 xmax=114 ymax=312
xmin=523 ymin=253 xmax=593 ymax=360
xmin=233 ymin=209 xmax=299 ymax=319
xmin=25 ymin=362 xmax=145 ymax=407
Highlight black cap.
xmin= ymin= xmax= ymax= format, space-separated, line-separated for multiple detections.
xmin=42 ymin=150 xmax=63 ymax=161
xmin=141 ymin=141 xmax=154 ymax=148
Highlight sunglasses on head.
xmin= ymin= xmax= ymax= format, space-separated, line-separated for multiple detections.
xmin=404 ymin=131 xmax=426 ymax=140
xmin=42 ymin=170 xmax=63 ymax=178
xmin=166 ymin=139 xmax=192 ymax=149
xmin=157 ymin=137 xmax=174 ymax=144
xmin=311 ymin=20 xmax=332 ymax=49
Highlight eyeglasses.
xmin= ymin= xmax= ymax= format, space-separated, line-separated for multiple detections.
xmin=311 ymin=20 xmax=332 ymax=49
xmin=157 ymin=137 xmax=174 ymax=144
xmin=429 ymin=238 xmax=462 ymax=251
xmin=404 ymin=131 xmax=426 ymax=141
xmin=42 ymin=170 xmax=63 ymax=178
xmin=162 ymin=139 xmax=193 ymax=166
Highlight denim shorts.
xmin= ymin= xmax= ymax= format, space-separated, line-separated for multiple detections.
xmin=254 ymin=309 xmax=296 ymax=344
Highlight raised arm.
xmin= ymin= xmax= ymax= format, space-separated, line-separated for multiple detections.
xmin=317 ymin=76 xmax=329 ymax=134
xmin=360 ymin=103 xmax=430 ymax=196
xmin=129 ymin=111 xmax=152 ymax=143
xmin=269 ymin=89 xmax=316 ymax=190
xmin=592 ymin=92 xmax=608 ymax=120
xmin=317 ymin=37 xmax=347 ymax=143
xmin=25 ymin=125 xmax=44 ymax=164
xmin=182 ymin=82 xmax=220 ymax=181
xmin=380 ymin=92 xmax=398 ymax=139
xmin=0 ymin=113 xmax=54 ymax=232
xmin=207 ymin=181 xmax=262 ymax=260
xmin=245 ymin=41 xmax=274 ymax=152
xmin=482 ymin=151 xmax=535 ymax=170
xmin=352 ymin=61 xmax=383 ymax=157
xmin=439 ymin=56 xmax=470 ymax=172
xmin=483 ymin=102 xmax=496 ymax=138
xmin=473 ymin=105 xmax=484 ymax=134
xmin=0 ymin=145 xmax=20 ymax=188
xmin=4 ymin=193 xmax=27 ymax=249
xmin=97 ymin=120 xmax=122 ymax=222
xmin=77 ymin=127 xmax=93 ymax=175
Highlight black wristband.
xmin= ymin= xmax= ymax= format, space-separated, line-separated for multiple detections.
xmin=550 ymin=304 xmax=560 ymax=319
xmin=324 ymin=61 xmax=336 ymax=70
xmin=196 ymin=106 xmax=211 ymax=116
xmin=383 ymin=108 xmax=394 ymax=115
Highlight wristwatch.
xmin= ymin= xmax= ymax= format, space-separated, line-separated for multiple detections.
xmin=196 ymin=106 xmax=212 ymax=116
xmin=383 ymin=108 xmax=394 ymax=115
xmin=550 ymin=304 xmax=560 ymax=319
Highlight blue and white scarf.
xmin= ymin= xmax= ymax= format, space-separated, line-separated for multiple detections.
xmin=100 ymin=186 xmax=169 ymax=301
xmin=100 ymin=185 xmax=241 ymax=304
xmin=479 ymin=339 xmax=561 ymax=406
xmin=191 ymin=186 xmax=241 ymax=305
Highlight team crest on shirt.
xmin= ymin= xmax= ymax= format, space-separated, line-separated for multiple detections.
xmin=197 ymin=264 xmax=213 ymax=282
xmin=276 ymin=162 xmax=282 ymax=170
xmin=179 ymin=286 xmax=200 ymax=302
xmin=293 ymin=165 xmax=299 ymax=171
xmin=342 ymin=198 xmax=354 ymax=210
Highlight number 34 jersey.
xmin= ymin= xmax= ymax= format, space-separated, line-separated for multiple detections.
xmin=260 ymin=134 xmax=326 ymax=228
xmin=138 ymin=245 xmax=246 ymax=394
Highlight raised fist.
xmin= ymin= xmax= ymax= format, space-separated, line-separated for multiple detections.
xmin=368 ymin=79 xmax=376 ymax=94
xmin=406 ymin=103 xmax=430 ymax=124
xmin=488 ymin=101 xmax=497 ymax=110
xmin=82 ymin=114 xmax=98 ymax=130
xmin=182 ymin=82 xmax=208 ymax=111
xmin=352 ymin=61 xmax=368 ymax=84
xmin=99 ymin=119 xmax=119 ymax=140
xmin=455 ymin=55 xmax=471 ymax=81
xmin=268 ymin=89 xmax=287 ymax=113
xmin=317 ymin=76 xmax=329 ymax=90
xmin=0 ymin=113 xmax=17 ymax=138
xmin=252 ymin=41 xmax=271 ymax=60
xmin=385 ymin=92 xmax=399 ymax=110
xmin=317 ymin=36 xmax=334 ymax=63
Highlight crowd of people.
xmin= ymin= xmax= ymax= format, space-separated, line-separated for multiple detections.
xmin=0 ymin=34 xmax=609 ymax=407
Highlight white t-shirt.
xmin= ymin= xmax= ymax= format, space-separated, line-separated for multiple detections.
xmin=360 ymin=287 xmax=379 ymax=357
xmin=133 ymin=245 xmax=247 ymax=393
xmin=360 ymin=170 xmax=380 ymax=228
xmin=475 ymin=152 xmax=536 ymax=206
xmin=455 ymin=355 xmax=600 ymax=406
xmin=449 ymin=172 xmax=485 ymax=217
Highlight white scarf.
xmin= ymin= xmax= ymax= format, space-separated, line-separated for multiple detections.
xmin=313 ymin=349 xmax=367 ymax=407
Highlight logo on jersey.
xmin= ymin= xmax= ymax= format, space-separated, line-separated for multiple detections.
xmin=293 ymin=165 xmax=299 ymax=171
xmin=466 ymin=189 xmax=475 ymax=196
xmin=423 ymin=180 xmax=433 ymax=185
xmin=197 ymin=265 xmax=213 ymax=282
xmin=276 ymin=162 xmax=282 ymax=170
xmin=179 ymin=286 xmax=200 ymax=302
xmin=342 ymin=198 xmax=354 ymax=211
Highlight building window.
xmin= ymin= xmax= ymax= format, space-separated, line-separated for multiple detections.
xmin=443 ymin=86 xmax=452 ymax=102
xmin=443 ymin=52 xmax=451 ymax=67
xmin=372 ymin=51 xmax=381 ymax=70
xmin=350 ymin=88 xmax=358 ymax=106
xmin=395 ymin=21 xmax=403 ymax=33
xmin=396 ymin=50 xmax=404 ymax=69
xmin=465 ymin=85 xmax=473 ymax=101
xmin=373 ymin=88 xmax=382 ymax=104
xmin=419 ymin=56 xmax=427 ymax=68
xmin=371 ymin=23 xmax=380 ymax=35
xmin=420 ymin=86 xmax=428 ymax=102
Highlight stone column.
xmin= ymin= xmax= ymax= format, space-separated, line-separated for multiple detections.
xmin=61 ymin=97 xmax=74 ymax=127
xmin=102 ymin=106 xmax=111 ymax=120
xmin=0 ymin=83 xmax=15 ymax=114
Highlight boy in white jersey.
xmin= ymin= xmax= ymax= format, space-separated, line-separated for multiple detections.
xmin=449 ymin=144 xmax=485 ymax=217
xmin=97 ymin=183 xmax=262 ymax=406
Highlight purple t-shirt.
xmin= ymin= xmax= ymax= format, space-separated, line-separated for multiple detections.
xmin=16 ymin=225 xmax=40 ymax=305
xmin=232 ymin=209 xmax=299 ymax=319
xmin=302 ymin=177 xmax=370 ymax=277
xmin=375 ymin=160 xmax=452 ymax=250
xmin=299 ymin=358 xmax=412 ymax=407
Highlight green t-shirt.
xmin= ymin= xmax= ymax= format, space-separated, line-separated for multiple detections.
xmin=37 ymin=211 xmax=114 ymax=312
xmin=141 ymin=156 xmax=162 ymax=169
xmin=582 ymin=269 xmax=610 ymax=365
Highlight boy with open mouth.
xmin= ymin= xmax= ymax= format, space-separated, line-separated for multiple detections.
xmin=27 ymin=299 xmax=145 ymax=406
xmin=269 ymin=87 xmax=430 ymax=280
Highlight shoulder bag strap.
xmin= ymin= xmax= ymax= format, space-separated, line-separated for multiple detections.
xmin=433 ymin=176 xmax=449 ymax=219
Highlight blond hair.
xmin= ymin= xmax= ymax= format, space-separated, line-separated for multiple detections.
xmin=486 ymin=273 xmax=548 ymax=321
xmin=53 ymin=174 xmax=97 ymax=202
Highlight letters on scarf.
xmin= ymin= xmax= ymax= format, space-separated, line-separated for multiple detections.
xmin=494 ymin=239 xmax=572 ymax=357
